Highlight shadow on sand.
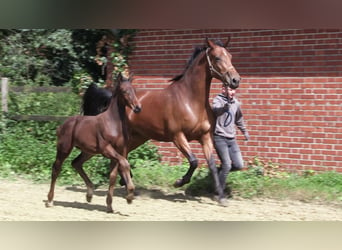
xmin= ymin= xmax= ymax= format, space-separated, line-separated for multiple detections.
xmin=44 ymin=174 xmax=226 ymax=214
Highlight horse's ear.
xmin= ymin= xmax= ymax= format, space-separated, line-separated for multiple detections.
xmin=224 ymin=36 xmax=231 ymax=48
xmin=116 ymin=72 xmax=123 ymax=82
xmin=206 ymin=38 xmax=216 ymax=48
xmin=128 ymin=72 xmax=134 ymax=81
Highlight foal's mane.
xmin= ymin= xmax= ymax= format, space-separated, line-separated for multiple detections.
xmin=170 ymin=40 xmax=224 ymax=82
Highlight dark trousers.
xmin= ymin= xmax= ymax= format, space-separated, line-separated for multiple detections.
xmin=213 ymin=135 xmax=244 ymax=191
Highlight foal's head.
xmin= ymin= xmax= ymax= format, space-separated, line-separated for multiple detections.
xmin=116 ymin=73 xmax=142 ymax=113
xmin=205 ymin=38 xmax=241 ymax=89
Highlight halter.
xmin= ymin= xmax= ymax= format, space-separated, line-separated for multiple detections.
xmin=205 ymin=48 xmax=234 ymax=80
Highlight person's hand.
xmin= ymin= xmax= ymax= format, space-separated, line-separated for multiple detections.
xmin=223 ymin=103 xmax=230 ymax=111
xmin=244 ymin=132 xmax=250 ymax=141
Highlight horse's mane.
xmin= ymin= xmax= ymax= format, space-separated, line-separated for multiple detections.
xmin=170 ymin=40 xmax=224 ymax=82
xmin=81 ymin=74 xmax=133 ymax=116
xmin=81 ymin=83 xmax=112 ymax=115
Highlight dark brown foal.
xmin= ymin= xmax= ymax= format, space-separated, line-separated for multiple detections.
xmin=46 ymin=74 xmax=141 ymax=213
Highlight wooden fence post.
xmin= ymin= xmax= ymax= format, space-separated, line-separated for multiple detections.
xmin=1 ymin=77 xmax=8 ymax=113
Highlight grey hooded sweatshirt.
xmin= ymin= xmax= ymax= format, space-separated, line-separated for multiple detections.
xmin=212 ymin=94 xmax=248 ymax=139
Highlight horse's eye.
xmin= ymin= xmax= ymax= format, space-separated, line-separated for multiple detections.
xmin=215 ymin=57 xmax=221 ymax=61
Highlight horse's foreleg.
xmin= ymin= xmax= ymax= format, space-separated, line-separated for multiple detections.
xmin=106 ymin=161 xmax=118 ymax=213
xmin=116 ymin=157 xmax=135 ymax=204
xmin=173 ymin=133 xmax=198 ymax=187
xmin=71 ymin=152 xmax=94 ymax=202
xmin=200 ymin=133 xmax=225 ymax=205
xmin=103 ymin=146 xmax=135 ymax=211
xmin=118 ymin=135 xmax=147 ymax=186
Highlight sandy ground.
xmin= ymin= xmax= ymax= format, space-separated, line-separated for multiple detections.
xmin=0 ymin=178 xmax=341 ymax=221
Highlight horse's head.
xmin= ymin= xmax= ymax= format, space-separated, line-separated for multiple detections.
xmin=117 ymin=73 xmax=142 ymax=113
xmin=205 ymin=38 xmax=241 ymax=89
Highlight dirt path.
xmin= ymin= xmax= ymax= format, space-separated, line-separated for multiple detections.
xmin=0 ymin=178 xmax=341 ymax=221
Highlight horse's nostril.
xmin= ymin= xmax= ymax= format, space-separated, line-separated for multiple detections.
xmin=134 ymin=106 xmax=142 ymax=113
xmin=232 ymin=77 xmax=241 ymax=86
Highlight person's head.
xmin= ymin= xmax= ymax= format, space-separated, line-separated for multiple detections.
xmin=222 ymin=85 xmax=236 ymax=100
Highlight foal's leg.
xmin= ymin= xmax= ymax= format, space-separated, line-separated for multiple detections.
xmin=173 ymin=132 xmax=198 ymax=187
xmin=117 ymin=157 xmax=135 ymax=203
xmin=106 ymin=160 xmax=118 ymax=213
xmin=118 ymin=135 xmax=147 ymax=186
xmin=106 ymin=160 xmax=119 ymax=213
xmin=71 ymin=152 xmax=94 ymax=202
xmin=103 ymin=145 xmax=135 ymax=212
xmin=46 ymin=150 xmax=70 ymax=207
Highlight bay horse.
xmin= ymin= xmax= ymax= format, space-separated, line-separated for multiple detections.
xmin=82 ymin=38 xmax=240 ymax=205
xmin=46 ymin=73 xmax=142 ymax=213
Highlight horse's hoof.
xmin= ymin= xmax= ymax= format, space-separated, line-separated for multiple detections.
xmin=126 ymin=194 xmax=134 ymax=204
xmin=86 ymin=194 xmax=92 ymax=203
xmin=45 ymin=201 xmax=53 ymax=208
xmin=107 ymin=208 xmax=114 ymax=213
xmin=173 ymin=179 xmax=184 ymax=188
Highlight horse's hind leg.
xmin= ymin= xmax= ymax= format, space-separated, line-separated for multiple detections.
xmin=46 ymin=150 xmax=69 ymax=207
xmin=71 ymin=152 xmax=94 ymax=202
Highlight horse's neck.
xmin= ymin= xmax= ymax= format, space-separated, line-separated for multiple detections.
xmin=180 ymin=52 xmax=211 ymax=103
xmin=106 ymin=94 xmax=128 ymax=138
xmin=104 ymin=95 xmax=120 ymax=123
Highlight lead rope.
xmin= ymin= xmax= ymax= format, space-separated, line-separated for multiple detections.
xmin=223 ymin=110 xmax=232 ymax=127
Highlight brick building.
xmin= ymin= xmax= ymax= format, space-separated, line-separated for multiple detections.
xmin=128 ymin=29 xmax=342 ymax=172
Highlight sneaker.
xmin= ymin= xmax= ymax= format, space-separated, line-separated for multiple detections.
xmin=218 ymin=198 xmax=228 ymax=207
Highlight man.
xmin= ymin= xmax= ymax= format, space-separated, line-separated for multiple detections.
xmin=212 ymin=85 xmax=250 ymax=206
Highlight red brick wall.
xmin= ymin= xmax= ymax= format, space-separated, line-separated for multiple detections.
xmin=129 ymin=29 xmax=342 ymax=172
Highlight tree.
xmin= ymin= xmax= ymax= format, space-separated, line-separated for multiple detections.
xmin=0 ymin=29 xmax=137 ymax=87
xmin=0 ymin=29 xmax=78 ymax=86
xmin=71 ymin=29 xmax=137 ymax=88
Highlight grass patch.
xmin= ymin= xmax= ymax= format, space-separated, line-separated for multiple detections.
xmin=132 ymin=163 xmax=342 ymax=205
xmin=1 ymin=116 xmax=341 ymax=205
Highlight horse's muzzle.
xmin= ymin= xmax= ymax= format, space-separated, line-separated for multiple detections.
xmin=223 ymin=75 xmax=240 ymax=89
xmin=230 ymin=76 xmax=240 ymax=89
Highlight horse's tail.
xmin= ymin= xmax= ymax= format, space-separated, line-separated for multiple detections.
xmin=81 ymin=83 xmax=112 ymax=116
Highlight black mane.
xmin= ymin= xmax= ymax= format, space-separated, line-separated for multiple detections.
xmin=170 ymin=40 xmax=224 ymax=82
xmin=82 ymin=83 xmax=112 ymax=115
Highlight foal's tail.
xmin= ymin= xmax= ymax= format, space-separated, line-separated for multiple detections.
xmin=81 ymin=83 xmax=112 ymax=116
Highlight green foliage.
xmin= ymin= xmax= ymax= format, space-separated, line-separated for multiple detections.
xmin=69 ymin=70 xmax=98 ymax=94
xmin=0 ymin=29 xmax=79 ymax=86
xmin=0 ymin=29 xmax=137 ymax=88
xmin=128 ymin=142 xmax=161 ymax=168
xmin=71 ymin=29 xmax=137 ymax=84
xmin=247 ymin=156 xmax=290 ymax=179
xmin=8 ymin=91 xmax=81 ymax=116
xmin=132 ymin=163 xmax=189 ymax=191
